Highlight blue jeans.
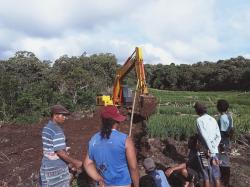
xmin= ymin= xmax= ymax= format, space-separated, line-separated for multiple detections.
xmin=40 ymin=165 xmax=70 ymax=187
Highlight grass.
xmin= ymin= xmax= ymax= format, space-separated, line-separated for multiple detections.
xmin=147 ymin=90 xmax=250 ymax=140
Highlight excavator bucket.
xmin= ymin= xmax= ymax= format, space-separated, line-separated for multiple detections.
xmin=139 ymin=94 xmax=158 ymax=119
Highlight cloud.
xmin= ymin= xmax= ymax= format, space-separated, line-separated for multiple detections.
xmin=0 ymin=0 xmax=250 ymax=64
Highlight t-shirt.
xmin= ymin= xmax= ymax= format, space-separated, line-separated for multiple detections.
xmin=219 ymin=113 xmax=233 ymax=132
xmin=196 ymin=114 xmax=221 ymax=156
xmin=41 ymin=120 xmax=67 ymax=167
xmin=88 ymin=129 xmax=131 ymax=186
xmin=149 ymin=170 xmax=171 ymax=187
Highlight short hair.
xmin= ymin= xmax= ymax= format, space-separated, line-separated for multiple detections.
xmin=139 ymin=175 xmax=156 ymax=187
xmin=217 ymin=99 xmax=229 ymax=113
xmin=194 ymin=102 xmax=207 ymax=115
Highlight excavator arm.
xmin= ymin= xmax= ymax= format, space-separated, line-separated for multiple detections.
xmin=96 ymin=47 xmax=157 ymax=118
xmin=112 ymin=47 xmax=157 ymax=118
xmin=112 ymin=47 xmax=148 ymax=105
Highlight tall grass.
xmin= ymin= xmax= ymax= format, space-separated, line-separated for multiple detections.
xmin=147 ymin=90 xmax=250 ymax=140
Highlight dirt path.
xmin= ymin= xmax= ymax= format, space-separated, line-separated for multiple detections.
xmin=0 ymin=111 xmax=249 ymax=187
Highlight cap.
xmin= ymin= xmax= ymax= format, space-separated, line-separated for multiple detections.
xmin=51 ymin=105 xmax=70 ymax=115
xmin=143 ymin=158 xmax=156 ymax=172
xmin=101 ymin=105 xmax=126 ymax=122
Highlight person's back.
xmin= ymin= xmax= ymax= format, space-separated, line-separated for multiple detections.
xmin=88 ymin=130 xmax=131 ymax=185
xmin=196 ymin=113 xmax=221 ymax=155
xmin=84 ymin=105 xmax=139 ymax=187
xmin=149 ymin=169 xmax=170 ymax=187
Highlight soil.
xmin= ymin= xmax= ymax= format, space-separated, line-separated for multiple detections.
xmin=0 ymin=109 xmax=249 ymax=187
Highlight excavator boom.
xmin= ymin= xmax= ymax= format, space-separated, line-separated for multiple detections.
xmin=112 ymin=47 xmax=157 ymax=118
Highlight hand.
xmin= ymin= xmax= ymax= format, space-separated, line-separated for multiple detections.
xmin=97 ymin=176 xmax=105 ymax=187
xmin=73 ymin=160 xmax=83 ymax=169
xmin=212 ymin=158 xmax=220 ymax=166
xmin=165 ymin=168 xmax=174 ymax=177
xmin=99 ymin=180 xmax=105 ymax=187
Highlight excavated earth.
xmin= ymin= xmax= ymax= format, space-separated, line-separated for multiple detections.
xmin=0 ymin=109 xmax=250 ymax=187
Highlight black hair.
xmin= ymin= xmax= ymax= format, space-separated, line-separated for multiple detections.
xmin=194 ymin=102 xmax=207 ymax=116
xmin=188 ymin=134 xmax=198 ymax=150
xmin=217 ymin=99 xmax=229 ymax=113
xmin=168 ymin=171 xmax=186 ymax=187
xmin=100 ymin=118 xmax=116 ymax=139
xmin=139 ymin=175 xmax=157 ymax=187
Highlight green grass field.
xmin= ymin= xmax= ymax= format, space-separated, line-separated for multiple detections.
xmin=147 ymin=89 xmax=250 ymax=140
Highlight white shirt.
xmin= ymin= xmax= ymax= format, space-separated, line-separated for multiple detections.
xmin=196 ymin=114 xmax=221 ymax=156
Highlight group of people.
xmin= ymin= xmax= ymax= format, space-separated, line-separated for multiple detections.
xmin=164 ymin=100 xmax=233 ymax=187
xmin=39 ymin=99 xmax=233 ymax=187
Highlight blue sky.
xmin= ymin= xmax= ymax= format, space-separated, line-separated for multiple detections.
xmin=0 ymin=0 xmax=250 ymax=64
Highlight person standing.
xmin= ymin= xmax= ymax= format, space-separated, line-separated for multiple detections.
xmin=194 ymin=102 xmax=221 ymax=187
xmin=217 ymin=99 xmax=233 ymax=187
xmin=84 ymin=105 xmax=139 ymax=187
xmin=40 ymin=105 xmax=82 ymax=187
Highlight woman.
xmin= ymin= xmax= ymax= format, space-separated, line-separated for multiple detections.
xmin=83 ymin=105 xmax=139 ymax=187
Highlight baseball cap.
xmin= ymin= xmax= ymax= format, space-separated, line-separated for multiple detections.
xmin=101 ymin=105 xmax=126 ymax=122
xmin=143 ymin=158 xmax=156 ymax=172
xmin=51 ymin=105 xmax=70 ymax=115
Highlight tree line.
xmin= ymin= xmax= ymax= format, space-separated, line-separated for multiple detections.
xmin=0 ymin=51 xmax=249 ymax=123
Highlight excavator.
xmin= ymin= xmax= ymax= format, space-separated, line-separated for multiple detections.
xmin=96 ymin=47 xmax=157 ymax=118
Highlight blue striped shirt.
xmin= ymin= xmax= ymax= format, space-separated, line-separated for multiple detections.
xmin=41 ymin=120 xmax=67 ymax=167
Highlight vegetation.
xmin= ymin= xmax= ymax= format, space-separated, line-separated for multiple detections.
xmin=147 ymin=90 xmax=250 ymax=140
xmin=0 ymin=50 xmax=250 ymax=124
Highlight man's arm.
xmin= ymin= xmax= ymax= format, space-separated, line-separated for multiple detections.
xmin=126 ymin=137 xmax=139 ymax=187
xmin=165 ymin=163 xmax=186 ymax=176
xmin=83 ymin=152 xmax=104 ymax=186
xmin=56 ymin=150 xmax=82 ymax=169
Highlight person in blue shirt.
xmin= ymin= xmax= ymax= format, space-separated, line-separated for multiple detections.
xmin=83 ymin=105 xmax=139 ymax=187
xmin=40 ymin=105 xmax=82 ymax=187
xmin=217 ymin=99 xmax=233 ymax=187
xmin=142 ymin=158 xmax=171 ymax=187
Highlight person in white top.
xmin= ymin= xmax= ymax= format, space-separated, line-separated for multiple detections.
xmin=194 ymin=102 xmax=221 ymax=187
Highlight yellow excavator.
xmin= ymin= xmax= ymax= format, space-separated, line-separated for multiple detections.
xmin=96 ymin=47 xmax=157 ymax=118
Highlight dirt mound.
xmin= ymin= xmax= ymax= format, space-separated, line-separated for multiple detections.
xmin=0 ymin=111 xmax=250 ymax=187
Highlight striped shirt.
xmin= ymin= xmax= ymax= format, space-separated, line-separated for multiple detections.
xmin=41 ymin=120 xmax=67 ymax=167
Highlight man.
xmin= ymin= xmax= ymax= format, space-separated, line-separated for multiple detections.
xmin=165 ymin=135 xmax=200 ymax=187
xmin=40 ymin=104 xmax=82 ymax=187
xmin=194 ymin=102 xmax=221 ymax=187
xmin=142 ymin=158 xmax=171 ymax=187
xmin=217 ymin=99 xmax=233 ymax=187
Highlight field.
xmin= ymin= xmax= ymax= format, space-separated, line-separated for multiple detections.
xmin=0 ymin=91 xmax=249 ymax=186
xmin=148 ymin=90 xmax=250 ymax=140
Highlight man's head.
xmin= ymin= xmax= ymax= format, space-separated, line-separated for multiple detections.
xmin=143 ymin=158 xmax=156 ymax=173
xmin=194 ymin=102 xmax=207 ymax=116
xmin=217 ymin=99 xmax=229 ymax=113
xmin=50 ymin=104 xmax=70 ymax=124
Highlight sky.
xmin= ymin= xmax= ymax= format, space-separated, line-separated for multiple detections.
xmin=0 ymin=0 xmax=250 ymax=65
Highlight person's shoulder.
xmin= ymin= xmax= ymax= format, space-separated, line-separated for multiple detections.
xmin=114 ymin=130 xmax=128 ymax=138
xmin=89 ymin=132 xmax=101 ymax=141
xmin=220 ymin=114 xmax=228 ymax=121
